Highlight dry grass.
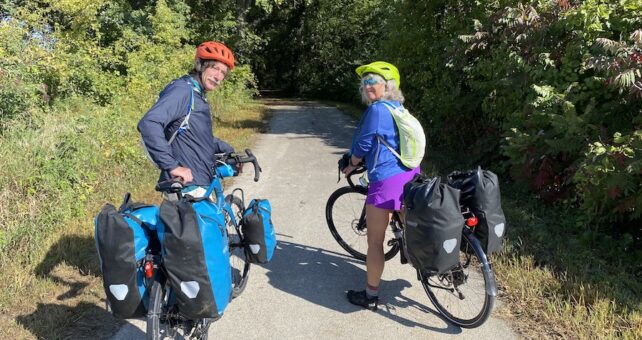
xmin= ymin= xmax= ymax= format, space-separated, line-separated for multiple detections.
xmin=488 ymin=194 xmax=642 ymax=340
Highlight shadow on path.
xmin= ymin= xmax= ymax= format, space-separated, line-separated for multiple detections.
xmin=259 ymin=240 xmax=462 ymax=334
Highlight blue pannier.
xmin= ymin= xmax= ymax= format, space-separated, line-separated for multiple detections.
xmin=241 ymin=199 xmax=276 ymax=263
xmin=159 ymin=198 xmax=232 ymax=319
xmin=94 ymin=193 xmax=158 ymax=318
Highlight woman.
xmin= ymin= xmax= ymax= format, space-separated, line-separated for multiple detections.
xmin=342 ymin=61 xmax=421 ymax=310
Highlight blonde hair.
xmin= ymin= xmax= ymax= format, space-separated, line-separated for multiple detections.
xmin=359 ymin=74 xmax=405 ymax=105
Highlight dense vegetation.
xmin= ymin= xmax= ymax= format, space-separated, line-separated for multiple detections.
xmin=249 ymin=0 xmax=642 ymax=231
xmin=1 ymin=0 xmax=640 ymax=338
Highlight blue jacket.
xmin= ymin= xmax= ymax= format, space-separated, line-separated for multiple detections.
xmin=351 ymin=100 xmax=408 ymax=183
xmin=138 ymin=75 xmax=233 ymax=186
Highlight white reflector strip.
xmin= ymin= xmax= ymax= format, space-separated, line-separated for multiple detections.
xmin=180 ymin=281 xmax=200 ymax=299
xmin=249 ymin=244 xmax=261 ymax=254
xmin=109 ymin=284 xmax=128 ymax=301
xmin=494 ymin=223 xmax=505 ymax=237
xmin=443 ymin=239 xmax=457 ymax=253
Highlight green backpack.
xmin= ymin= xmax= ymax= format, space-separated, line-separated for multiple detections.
xmin=378 ymin=102 xmax=426 ymax=169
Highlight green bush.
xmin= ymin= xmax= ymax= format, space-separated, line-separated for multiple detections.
xmin=575 ymin=131 xmax=642 ymax=226
xmin=382 ymin=0 xmax=642 ymax=225
xmin=0 ymin=0 xmax=261 ymax=271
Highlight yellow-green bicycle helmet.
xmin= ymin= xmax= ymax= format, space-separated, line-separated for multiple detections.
xmin=355 ymin=61 xmax=401 ymax=88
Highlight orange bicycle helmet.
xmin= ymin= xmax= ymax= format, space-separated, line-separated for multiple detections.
xmin=196 ymin=41 xmax=235 ymax=70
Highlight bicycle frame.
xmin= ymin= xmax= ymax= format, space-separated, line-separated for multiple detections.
xmin=203 ymin=162 xmax=241 ymax=227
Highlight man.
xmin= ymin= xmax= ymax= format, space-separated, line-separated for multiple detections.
xmin=138 ymin=41 xmax=236 ymax=197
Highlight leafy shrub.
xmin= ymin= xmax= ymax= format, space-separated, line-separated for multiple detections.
xmin=575 ymin=131 xmax=642 ymax=226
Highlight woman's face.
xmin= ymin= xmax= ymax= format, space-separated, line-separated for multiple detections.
xmin=201 ymin=61 xmax=229 ymax=92
xmin=362 ymin=75 xmax=385 ymax=102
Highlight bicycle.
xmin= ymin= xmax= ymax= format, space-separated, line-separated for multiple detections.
xmin=144 ymin=149 xmax=262 ymax=339
xmin=325 ymin=165 xmax=497 ymax=328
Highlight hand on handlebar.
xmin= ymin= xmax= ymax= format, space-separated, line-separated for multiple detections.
xmin=341 ymin=155 xmax=363 ymax=176
xmin=170 ymin=166 xmax=193 ymax=184
xmin=341 ymin=164 xmax=358 ymax=175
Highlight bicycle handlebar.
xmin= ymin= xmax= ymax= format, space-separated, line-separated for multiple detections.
xmin=344 ymin=166 xmax=367 ymax=188
xmin=155 ymin=149 xmax=262 ymax=193
xmin=223 ymin=148 xmax=262 ymax=182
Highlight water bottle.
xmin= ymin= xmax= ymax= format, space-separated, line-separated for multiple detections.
xmin=359 ymin=174 xmax=369 ymax=187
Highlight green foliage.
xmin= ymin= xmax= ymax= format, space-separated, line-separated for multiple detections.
xmin=293 ymin=0 xmax=389 ymax=100
xmin=248 ymin=0 xmax=387 ymax=100
xmin=242 ymin=0 xmax=642 ymax=226
xmin=0 ymin=0 xmax=260 ymax=295
xmin=575 ymin=131 xmax=642 ymax=225
xmin=588 ymin=29 xmax=642 ymax=98
xmin=210 ymin=65 xmax=259 ymax=118
xmin=0 ymin=18 xmax=48 ymax=125
xmin=377 ymin=0 xmax=642 ymax=225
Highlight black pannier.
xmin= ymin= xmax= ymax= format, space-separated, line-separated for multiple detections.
xmin=241 ymin=199 xmax=276 ymax=264
xmin=94 ymin=194 xmax=157 ymax=318
xmin=448 ymin=167 xmax=506 ymax=254
xmin=403 ymin=175 xmax=465 ymax=274
xmin=158 ymin=198 xmax=232 ymax=319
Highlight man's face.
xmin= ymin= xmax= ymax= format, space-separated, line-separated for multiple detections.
xmin=201 ymin=61 xmax=229 ymax=91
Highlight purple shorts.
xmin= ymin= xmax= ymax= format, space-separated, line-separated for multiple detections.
xmin=366 ymin=167 xmax=421 ymax=211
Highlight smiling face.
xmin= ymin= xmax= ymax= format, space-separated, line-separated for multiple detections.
xmin=361 ymin=74 xmax=385 ymax=102
xmin=200 ymin=61 xmax=229 ymax=91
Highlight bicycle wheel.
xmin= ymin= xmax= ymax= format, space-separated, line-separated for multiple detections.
xmin=146 ymin=280 xmax=164 ymax=340
xmin=224 ymin=194 xmax=250 ymax=298
xmin=420 ymin=231 xmax=497 ymax=328
xmin=325 ymin=186 xmax=400 ymax=261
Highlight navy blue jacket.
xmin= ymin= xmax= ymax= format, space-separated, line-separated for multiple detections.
xmin=138 ymin=75 xmax=233 ymax=186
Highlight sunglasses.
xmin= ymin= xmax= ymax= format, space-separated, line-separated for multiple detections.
xmin=361 ymin=77 xmax=383 ymax=86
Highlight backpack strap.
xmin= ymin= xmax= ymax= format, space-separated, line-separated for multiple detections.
xmin=167 ymin=82 xmax=196 ymax=145
xmin=375 ymin=102 xmax=403 ymax=162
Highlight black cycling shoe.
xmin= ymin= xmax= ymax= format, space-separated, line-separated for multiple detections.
xmin=347 ymin=290 xmax=378 ymax=311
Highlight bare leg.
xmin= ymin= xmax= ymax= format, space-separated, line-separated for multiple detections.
xmin=365 ymin=204 xmax=392 ymax=288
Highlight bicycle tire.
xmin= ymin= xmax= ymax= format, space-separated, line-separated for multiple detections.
xmin=420 ymin=231 xmax=496 ymax=328
xmin=225 ymin=194 xmax=250 ymax=298
xmin=325 ymin=186 xmax=400 ymax=261
xmin=146 ymin=280 xmax=164 ymax=340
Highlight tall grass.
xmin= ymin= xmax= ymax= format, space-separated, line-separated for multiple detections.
xmin=495 ymin=186 xmax=642 ymax=339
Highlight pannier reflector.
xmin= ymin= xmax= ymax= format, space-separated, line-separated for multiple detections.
xmin=494 ymin=223 xmax=505 ymax=237
xmin=109 ymin=284 xmax=129 ymax=301
xmin=181 ymin=281 xmax=200 ymax=299
xmin=249 ymin=244 xmax=261 ymax=254
xmin=443 ymin=239 xmax=457 ymax=253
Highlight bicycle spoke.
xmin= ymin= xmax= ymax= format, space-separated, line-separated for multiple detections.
xmin=421 ymin=233 xmax=495 ymax=328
